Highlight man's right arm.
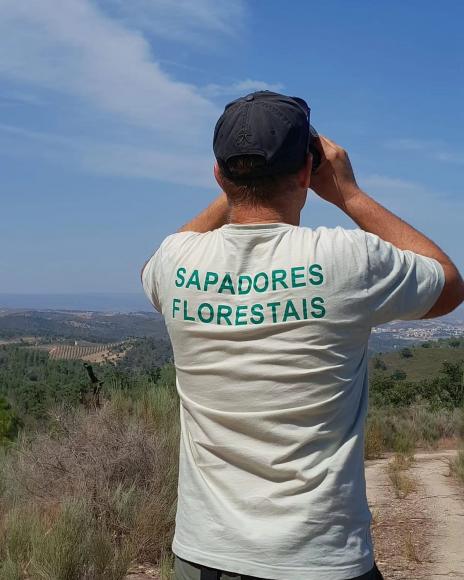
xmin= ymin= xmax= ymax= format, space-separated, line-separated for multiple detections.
xmin=310 ymin=135 xmax=464 ymax=318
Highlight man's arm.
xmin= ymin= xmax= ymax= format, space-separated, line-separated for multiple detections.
xmin=310 ymin=135 xmax=464 ymax=318
xmin=141 ymin=192 xmax=230 ymax=281
xmin=177 ymin=192 xmax=230 ymax=233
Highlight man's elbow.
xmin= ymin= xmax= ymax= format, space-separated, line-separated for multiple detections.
xmin=140 ymin=260 xmax=149 ymax=284
xmin=422 ymin=265 xmax=464 ymax=319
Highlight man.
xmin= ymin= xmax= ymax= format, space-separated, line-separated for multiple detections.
xmin=141 ymin=91 xmax=464 ymax=580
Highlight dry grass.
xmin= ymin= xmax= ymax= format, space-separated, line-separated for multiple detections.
xmin=387 ymin=454 xmax=417 ymax=499
xmin=0 ymin=378 xmax=180 ymax=579
xmin=370 ymin=507 xmax=380 ymax=527
xmin=403 ymin=530 xmax=423 ymax=564
xmin=159 ymin=552 xmax=174 ymax=580
xmin=449 ymin=446 xmax=464 ymax=485
xmin=365 ymin=404 xmax=464 ymax=459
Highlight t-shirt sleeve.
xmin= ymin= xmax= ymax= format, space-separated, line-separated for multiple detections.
xmin=141 ymin=246 xmax=163 ymax=313
xmin=141 ymin=231 xmax=200 ymax=314
xmin=363 ymin=231 xmax=445 ymax=327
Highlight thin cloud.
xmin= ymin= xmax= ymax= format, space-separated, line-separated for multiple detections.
xmin=202 ymin=79 xmax=284 ymax=98
xmin=356 ymin=172 xmax=464 ymax=267
xmin=0 ymin=122 xmax=216 ymax=188
xmin=0 ymin=0 xmax=218 ymax=143
xmin=384 ymin=138 xmax=464 ymax=166
xmin=384 ymin=138 xmax=433 ymax=151
xmin=96 ymin=0 xmax=246 ymax=43
xmin=0 ymin=91 xmax=42 ymax=106
xmin=0 ymin=0 xmax=283 ymax=186
xmin=81 ymin=143 xmax=215 ymax=188
xmin=360 ymin=174 xmax=423 ymax=192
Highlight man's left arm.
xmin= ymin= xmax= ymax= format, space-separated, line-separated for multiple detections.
xmin=140 ymin=192 xmax=229 ymax=281
xmin=177 ymin=191 xmax=229 ymax=233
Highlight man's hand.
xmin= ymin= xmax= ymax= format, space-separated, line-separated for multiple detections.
xmin=311 ymin=134 xmax=464 ymax=318
xmin=310 ymin=135 xmax=360 ymax=210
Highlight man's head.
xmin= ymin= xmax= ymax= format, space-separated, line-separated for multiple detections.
xmin=213 ymin=91 xmax=315 ymax=208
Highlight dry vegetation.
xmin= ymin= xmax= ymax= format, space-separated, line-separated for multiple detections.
xmin=387 ymin=454 xmax=417 ymax=499
xmin=1 ymin=357 xmax=463 ymax=579
xmin=450 ymin=447 xmax=464 ymax=485
xmin=365 ymin=403 xmax=463 ymax=460
xmin=0 ymin=367 xmax=179 ymax=580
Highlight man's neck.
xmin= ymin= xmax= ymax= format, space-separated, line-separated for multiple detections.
xmin=228 ymin=203 xmax=301 ymax=226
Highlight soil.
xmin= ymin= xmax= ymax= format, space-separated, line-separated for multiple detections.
xmin=366 ymin=450 xmax=464 ymax=579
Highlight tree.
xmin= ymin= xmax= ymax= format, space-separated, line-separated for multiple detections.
xmin=440 ymin=360 xmax=464 ymax=407
xmin=400 ymin=347 xmax=413 ymax=359
xmin=0 ymin=396 xmax=22 ymax=442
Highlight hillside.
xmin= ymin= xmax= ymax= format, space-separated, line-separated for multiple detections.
xmin=0 ymin=309 xmax=167 ymax=342
xmin=369 ymin=341 xmax=464 ymax=382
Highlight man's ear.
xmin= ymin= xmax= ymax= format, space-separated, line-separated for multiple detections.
xmin=214 ymin=162 xmax=224 ymax=189
xmin=297 ymin=154 xmax=313 ymax=189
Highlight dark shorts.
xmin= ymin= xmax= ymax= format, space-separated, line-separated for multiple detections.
xmin=174 ymin=555 xmax=385 ymax=580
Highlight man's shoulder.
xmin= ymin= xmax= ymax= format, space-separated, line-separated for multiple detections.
xmin=298 ymin=224 xmax=367 ymax=244
xmin=158 ymin=229 xmax=207 ymax=250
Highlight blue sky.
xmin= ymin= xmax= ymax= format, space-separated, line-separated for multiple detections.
xmin=1 ymin=0 xmax=463 ymax=295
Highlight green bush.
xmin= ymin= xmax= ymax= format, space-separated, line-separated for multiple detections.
xmin=391 ymin=369 xmax=407 ymax=381
xmin=0 ymin=396 xmax=22 ymax=443
xmin=400 ymin=347 xmax=413 ymax=358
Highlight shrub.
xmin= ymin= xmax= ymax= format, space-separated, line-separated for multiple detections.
xmin=387 ymin=454 xmax=416 ymax=499
xmin=0 ymin=499 xmax=132 ymax=579
xmin=391 ymin=369 xmax=407 ymax=381
xmin=373 ymin=357 xmax=387 ymax=371
xmin=0 ymin=375 xmax=180 ymax=575
xmin=450 ymin=447 xmax=464 ymax=485
xmin=365 ymin=404 xmax=463 ymax=454
xmin=365 ymin=416 xmax=385 ymax=459
xmin=400 ymin=347 xmax=413 ymax=359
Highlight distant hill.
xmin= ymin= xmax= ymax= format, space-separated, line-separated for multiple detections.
xmin=0 ymin=310 xmax=167 ymax=343
xmin=0 ymin=304 xmax=462 ymax=352
xmin=0 ymin=293 xmax=152 ymax=312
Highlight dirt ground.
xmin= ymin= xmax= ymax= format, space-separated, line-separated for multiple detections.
xmin=366 ymin=450 xmax=464 ymax=579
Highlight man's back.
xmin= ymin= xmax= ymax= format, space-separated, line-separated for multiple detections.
xmin=142 ymin=221 xmax=444 ymax=579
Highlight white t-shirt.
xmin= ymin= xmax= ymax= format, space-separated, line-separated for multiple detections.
xmin=142 ymin=222 xmax=444 ymax=580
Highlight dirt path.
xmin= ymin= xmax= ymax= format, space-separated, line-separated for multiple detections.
xmin=366 ymin=451 xmax=464 ymax=580
xmin=413 ymin=452 xmax=464 ymax=579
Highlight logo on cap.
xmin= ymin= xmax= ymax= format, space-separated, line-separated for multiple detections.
xmin=236 ymin=127 xmax=252 ymax=147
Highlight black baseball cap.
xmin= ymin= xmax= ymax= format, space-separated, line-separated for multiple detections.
xmin=213 ymin=90 xmax=318 ymax=180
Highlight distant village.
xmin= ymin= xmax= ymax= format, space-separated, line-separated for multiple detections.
xmin=372 ymin=318 xmax=464 ymax=341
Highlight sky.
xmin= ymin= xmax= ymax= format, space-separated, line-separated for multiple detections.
xmin=1 ymin=0 xmax=463 ymax=296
